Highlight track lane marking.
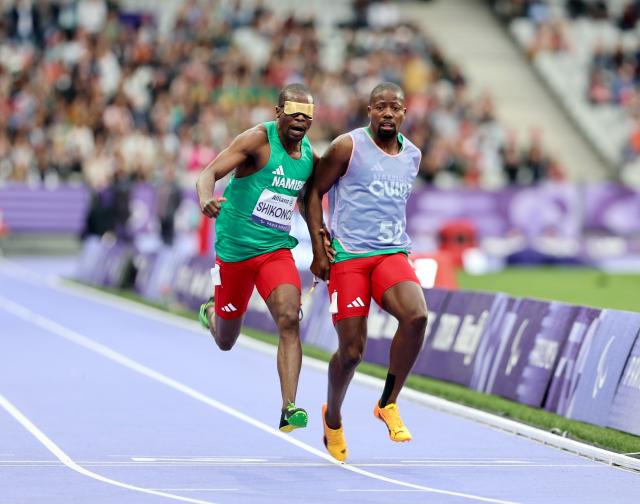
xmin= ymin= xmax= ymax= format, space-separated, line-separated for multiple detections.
xmin=0 ymin=394 xmax=216 ymax=504
xmin=8 ymin=263 xmax=633 ymax=473
xmin=0 ymin=295 xmax=516 ymax=504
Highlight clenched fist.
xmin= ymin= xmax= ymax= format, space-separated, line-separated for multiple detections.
xmin=200 ymin=196 xmax=227 ymax=218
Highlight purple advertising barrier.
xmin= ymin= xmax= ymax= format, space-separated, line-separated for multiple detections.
xmin=406 ymin=189 xmax=509 ymax=250
xmin=415 ymin=291 xmax=503 ymax=386
xmin=128 ymin=183 xmax=157 ymax=236
xmin=101 ymin=241 xmax=134 ymax=288
xmin=0 ymin=183 xmax=90 ymax=233
xmin=514 ymin=303 xmax=579 ymax=406
xmin=365 ymin=288 xmax=451 ymax=369
xmin=505 ymin=183 xmax=581 ymax=241
xmin=133 ymin=246 xmax=191 ymax=302
xmin=133 ymin=250 xmax=160 ymax=298
xmin=171 ymin=254 xmax=215 ymax=311
xmin=544 ymin=307 xmax=602 ymax=416
xmin=561 ymin=310 xmax=640 ymax=427
xmin=75 ymin=236 xmax=133 ymax=288
xmin=608 ymin=332 xmax=640 ymax=435
xmin=584 ymin=183 xmax=640 ymax=236
xmin=469 ymin=294 xmax=514 ymax=392
xmin=76 ymin=236 xmax=111 ymax=284
xmin=405 ymin=183 xmax=582 ymax=250
xmin=480 ymin=299 xmax=579 ymax=407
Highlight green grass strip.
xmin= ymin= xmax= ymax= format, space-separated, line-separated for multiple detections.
xmin=457 ymin=267 xmax=640 ymax=313
xmin=71 ymin=281 xmax=640 ymax=456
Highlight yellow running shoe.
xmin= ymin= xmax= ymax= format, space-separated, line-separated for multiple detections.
xmin=374 ymin=402 xmax=412 ymax=442
xmin=322 ymin=404 xmax=348 ymax=462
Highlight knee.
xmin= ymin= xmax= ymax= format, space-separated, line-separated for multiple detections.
xmin=405 ymin=310 xmax=428 ymax=336
xmin=340 ymin=342 xmax=364 ymax=370
xmin=275 ymin=307 xmax=300 ymax=335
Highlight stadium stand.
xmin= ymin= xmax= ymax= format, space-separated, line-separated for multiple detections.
xmin=491 ymin=0 xmax=640 ymax=187
xmin=0 ymin=0 xmax=561 ymax=198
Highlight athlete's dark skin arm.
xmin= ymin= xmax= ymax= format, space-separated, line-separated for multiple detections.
xmin=298 ymin=150 xmax=336 ymax=261
xmin=194 ymin=125 xmax=270 ymax=354
xmin=305 ymin=134 xmax=353 ymax=280
xmin=295 ymin=150 xmax=319 ymax=222
xmin=195 ymin=125 xmax=270 ymax=218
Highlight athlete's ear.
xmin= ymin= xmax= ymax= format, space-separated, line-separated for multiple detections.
xmin=367 ymin=105 xmax=371 ymax=117
xmin=275 ymin=105 xmax=283 ymax=117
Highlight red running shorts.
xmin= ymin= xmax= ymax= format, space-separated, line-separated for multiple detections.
xmin=214 ymin=249 xmax=301 ymax=319
xmin=328 ymin=252 xmax=420 ymax=324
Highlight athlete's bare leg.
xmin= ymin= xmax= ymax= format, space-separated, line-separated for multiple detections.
xmin=205 ymin=305 xmax=244 ymax=351
xmin=379 ymin=281 xmax=427 ymax=405
xmin=324 ymin=316 xmax=368 ymax=429
xmin=265 ymin=283 xmax=303 ymax=410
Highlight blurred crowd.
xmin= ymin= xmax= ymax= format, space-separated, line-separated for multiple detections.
xmin=492 ymin=0 xmax=640 ymax=167
xmin=0 ymin=0 xmax=561 ymax=194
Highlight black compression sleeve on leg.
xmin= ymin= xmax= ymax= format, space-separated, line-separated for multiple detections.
xmin=379 ymin=373 xmax=396 ymax=408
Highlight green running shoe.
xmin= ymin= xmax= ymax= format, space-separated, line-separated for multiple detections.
xmin=199 ymin=297 xmax=214 ymax=329
xmin=279 ymin=401 xmax=308 ymax=433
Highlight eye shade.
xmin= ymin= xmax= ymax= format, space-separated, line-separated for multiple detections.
xmin=283 ymin=101 xmax=314 ymax=119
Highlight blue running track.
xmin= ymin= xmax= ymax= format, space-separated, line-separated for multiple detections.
xmin=0 ymin=257 xmax=638 ymax=504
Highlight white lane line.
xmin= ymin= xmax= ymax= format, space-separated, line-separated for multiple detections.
xmin=111 ymin=453 xmax=282 ymax=459
xmin=2 ymin=262 xmax=638 ymax=473
xmin=152 ymin=489 xmax=238 ymax=492
xmin=131 ymin=457 xmax=268 ymax=463
xmin=338 ymin=489 xmax=429 ymax=492
xmin=0 ymin=461 xmax=602 ymax=469
xmin=0 ymin=296 xmax=516 ymax=504
xmin=0 ymin=394 xmax=216 ymax=504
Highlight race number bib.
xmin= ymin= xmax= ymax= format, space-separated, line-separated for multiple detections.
xmin=251 ymin=189 xmax=296 ymax=232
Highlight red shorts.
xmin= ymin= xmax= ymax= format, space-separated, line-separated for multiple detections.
xmin=214 ymin=249 xmax=301 ymax=319
xmin=328 ymin=253 xmax=420 ymax=323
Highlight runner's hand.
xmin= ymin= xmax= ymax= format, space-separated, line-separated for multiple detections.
xmin=200 ymin=197 xmax=227 ymax=218
xmin=321 ymin=228 xmax=336 ymax=262
xmin=310 ymin=253 xmax=331 ymax=281
xmin=311 ymin=228 xmax=334 ymax=279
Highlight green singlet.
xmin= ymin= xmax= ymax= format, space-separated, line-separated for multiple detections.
xmin=215 ymin=121 xmax=313 ymax=262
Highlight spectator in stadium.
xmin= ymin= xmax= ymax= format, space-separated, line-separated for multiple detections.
xmin=618 ymin=2 xmax=640 ymax=30
xmin=156 ymin=165 xmax=182 ymax=246
xmin=523 ymin=129 xmax=550 ymax=183
xmin=196 ymin=83 xmax=321 ymax=434
xmin=588 ymin=68 xmax=612 ymax=105
xmin=0 ymin=0 xmax=555 ymax=190
xmin=306 ymin=82 xmax=427 ymax=462
xmin=501 ymin=131 xmax=522 ymax=184
xmin=527 ymin=18 xmax=570 ymax=58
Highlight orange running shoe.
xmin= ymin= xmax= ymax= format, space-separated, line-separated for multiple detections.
xmin=322 ymin=404 xmax=348 ymax=462
xmin=374 ymin=402 xmax=412 ymax=442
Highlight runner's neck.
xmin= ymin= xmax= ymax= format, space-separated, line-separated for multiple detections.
xmin=365 ymin=125 xmax=403 ymax=154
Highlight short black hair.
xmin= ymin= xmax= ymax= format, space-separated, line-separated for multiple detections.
xmin=369 ymin=82 xmax=405 ymax=104
xmin=278 ymin=83 xmax=313 ymax=106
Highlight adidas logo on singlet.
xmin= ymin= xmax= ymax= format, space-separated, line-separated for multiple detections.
xmin=271 ymin=165 xmax=304 ymax=191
